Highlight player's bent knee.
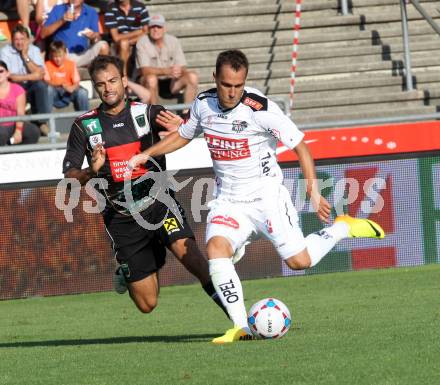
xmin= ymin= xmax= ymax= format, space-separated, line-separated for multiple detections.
xmin=169 ymin=237 xmax=195 ymax=260
xmin=206 ymin=236 xmax=233 ymax=259
xmin=134 ymin=297 xmax=158 ymax=314
xmin=285 ymin=250 xmax=312 ymax=270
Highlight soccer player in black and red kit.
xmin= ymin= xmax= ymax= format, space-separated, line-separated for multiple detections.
xmin=63 ymin=55 xmax=226 ymax=316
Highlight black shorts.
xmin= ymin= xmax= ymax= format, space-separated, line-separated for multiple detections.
xmin=103 ymin=197 xmax=194 ymax=283
xmin=159 ymin=78 xmax=178 ymax=99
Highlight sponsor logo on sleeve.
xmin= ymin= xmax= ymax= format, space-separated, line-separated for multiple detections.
xmin=243 ymin=97 xmax=263 ymax=111
xmin=163 ymin=217 xmax=180 ymax=234
xmin=204 ymin=133 xmax=251 ymax=161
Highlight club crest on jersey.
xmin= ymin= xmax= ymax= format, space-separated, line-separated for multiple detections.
xmin=135 ymin=114 xmax=146 ymax=127
xmin=232 ymin=120 xmax=248 ymax=133
xmin=82 ymin=118 xmax=103 ymax=135
xmin=130 ymin=103 xmax=151 ymax=137
xmin=89 ymin=134 xmax=103 ymax=148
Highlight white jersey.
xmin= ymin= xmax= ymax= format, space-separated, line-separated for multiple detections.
xmin=179 ymin=86 xmax=304 ymax=199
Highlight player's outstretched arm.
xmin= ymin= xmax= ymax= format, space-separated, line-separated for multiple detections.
xmin=294 ymin=140 xmax=331 ymax=223
xmin=127 ymin=130 xmax=191 ymax=171
xmin=155 ymin=110 xmax=184 ymax=136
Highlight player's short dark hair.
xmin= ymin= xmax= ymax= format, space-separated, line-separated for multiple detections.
xmin=12 ymin=24 xmax=30 ymax=38
xmin=88 ymin=55 xmax=124 ymax=82
xmin=215 ymin=49 xmax=249 ymax=76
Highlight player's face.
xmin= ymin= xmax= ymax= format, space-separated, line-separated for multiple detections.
xmin=93 ymin=64 xmax=128 ymax=109
xmin=214 ymin=64 xmax=247 ymax=110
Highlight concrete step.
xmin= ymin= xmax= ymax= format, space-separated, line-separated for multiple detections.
xmin=149 ymin=0 xmax=339 ymax=13
xmin=294 ymin=103 xmax=440 ymax=126
xmin=166 ymin=9 xmax=365 ymax=38
xmin=351 ymin=2 xmax=440 ymax=25
xmin=352 ymin=0 xmax=436 ymax=8
xmin=193 ymin=58 xmax=400 ymax=83
xmin=179 ymin=24 xmax=386 ymax=53
xmin=199 ymin=71 xmax=406 ymax=94
xmin=295 ymin=97 xmax=439 ymax=117
xmin=293 ymin=89 xmax=426 ymax=109
xmin=149 ymin=2 xmax=291 ymax=21
xmin=201 ymin=67 xmax=440 ymax=97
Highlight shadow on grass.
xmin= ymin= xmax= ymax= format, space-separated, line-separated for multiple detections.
xmin=0 ymin=334 xmax=219 ymax=348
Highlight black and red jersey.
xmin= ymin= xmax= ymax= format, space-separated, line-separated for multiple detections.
xmin=63 ymin=101 xmax=168 ymax=215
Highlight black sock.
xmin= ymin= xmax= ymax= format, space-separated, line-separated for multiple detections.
xmin=202 ymin=281 xmax=229 ymax=318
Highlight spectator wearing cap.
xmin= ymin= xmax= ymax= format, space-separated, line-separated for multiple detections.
xmin=136 ymin=14 xmax=198 ymax=106
xmin=0 ymin=60 xmax=40 ymax=146
xmin=104 ymin=0 xmax=149 ymax=77
xmin=0 ymin=24 xmax=51 ymax=135
xmin=41 ymin=0 xmax=110 ymax=67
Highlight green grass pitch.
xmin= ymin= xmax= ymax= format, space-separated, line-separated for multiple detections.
xmin=0 ymin=264 xmax=439 ymax=385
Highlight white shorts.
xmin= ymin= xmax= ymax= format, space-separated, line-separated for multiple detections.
xmin=206 ymin=184 xmax=306 ymax=260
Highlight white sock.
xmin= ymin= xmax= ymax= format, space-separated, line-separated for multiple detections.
xmin=209 ymin=258 xmax=248 ymax=329
xmin=306 ymin=222 xmax=350 ymax=267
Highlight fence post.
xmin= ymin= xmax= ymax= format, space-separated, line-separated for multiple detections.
xmin=400 ymin=0 xmax=414 ymax=91
xmin=340 ymin=0 xmax=349 ymax=15
xmin=48 ymin=116 xmax=58 ymax=144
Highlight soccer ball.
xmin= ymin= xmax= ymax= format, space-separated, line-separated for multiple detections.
xmin=247 ymin=298 xmax=291 ymax=339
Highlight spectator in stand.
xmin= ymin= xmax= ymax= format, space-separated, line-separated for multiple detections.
xmin=33 ymin=0 xmax=68 ymax=53
xmin=35 ymin=0 xmax=68 ymax=26
xmin=0 ymin=1 xmax=32 ymax=38
xmin=44 ymin=40 xmax=89 ymax=111
xmin=0 ymin=60 xmax=40 ymax=146
xmin=0 ymin=24 xmax=51 ymax=135
xmin=127 ymin=79 xmax=151 ymax=103
xmin=136 ymin=14 xmax=198 ymax=107
xmin=40 ymin=0 xmax=110 ymax=67
xmin=104 ymin=0 xmax=149 ymax=76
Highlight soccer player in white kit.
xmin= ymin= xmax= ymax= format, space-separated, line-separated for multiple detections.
xmin=128 ymin=50 xmax=385 ymax=344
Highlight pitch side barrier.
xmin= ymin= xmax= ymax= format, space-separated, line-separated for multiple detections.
xmin=0 ymin=117 xmax=439 ymax=299
xmin=0 ymin=96 xmax=291 ymax=150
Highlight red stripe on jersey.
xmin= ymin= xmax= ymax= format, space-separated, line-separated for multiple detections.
xmin=106 ymin=142 xmax=146 ymax=182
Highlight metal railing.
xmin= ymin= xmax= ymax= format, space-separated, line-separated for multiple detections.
xmin=2 ymin=111 xmax=439 ymax=154
xmin=400 ymin=0 xmax=440 ymax=91
xmin=0 ymin=96 xmax=292 ymax=154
